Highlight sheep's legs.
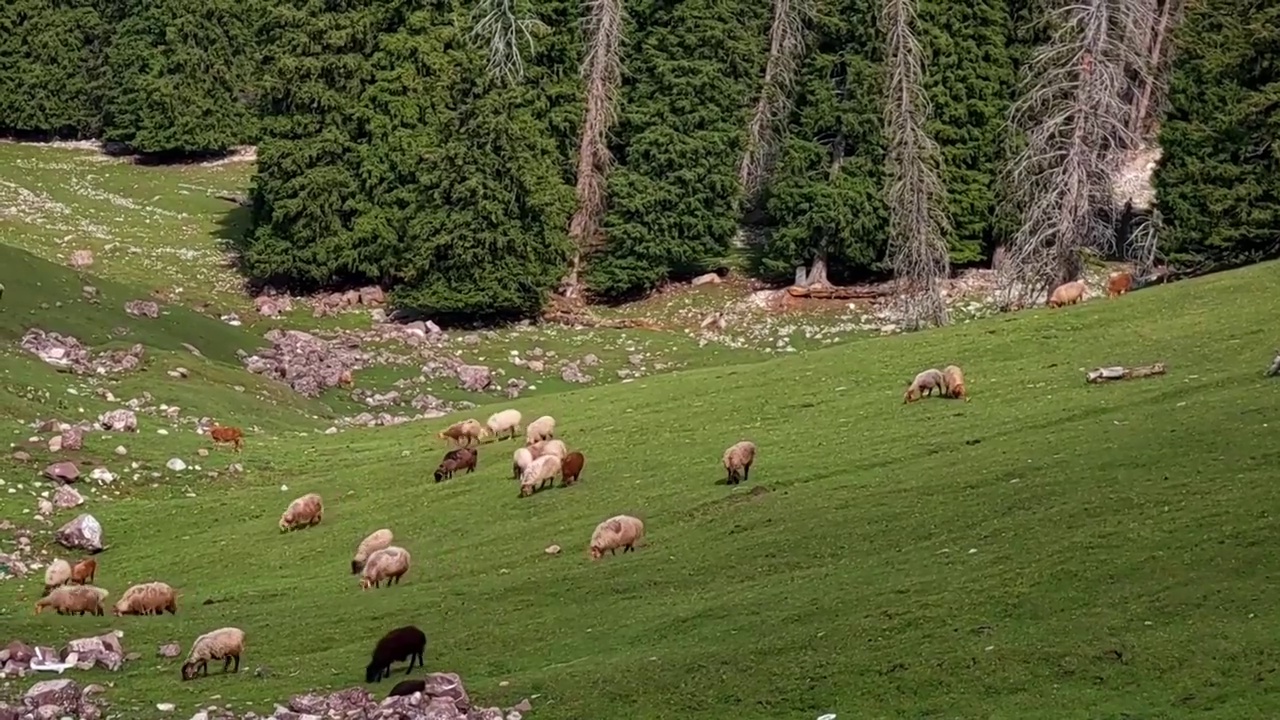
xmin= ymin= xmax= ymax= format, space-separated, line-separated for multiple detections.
xmin=223 ymin=656 xmax=232 ymax=672
xmin=743 ymin=464 xmax=750 ymax=483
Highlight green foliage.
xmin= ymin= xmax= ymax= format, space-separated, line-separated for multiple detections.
xmin=586 ymin=0 xmax=769 ymax=299
xmin=1154 ymin=0 xmax=1280 ymax=271
xmin=0 ymin=0 xmax=109 ymax=138
xmin=759 ymin=0 xmax=887 ymax=283
xmin=101 ymin=0 xmax=259 ymax=155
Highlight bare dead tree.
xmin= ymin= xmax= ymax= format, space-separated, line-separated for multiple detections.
xmin=997 ymin=0 xmax=1145 ymax=309
xmin=738 ymin=0 xmax=814 ymax=205
xmin=881 ymin=0 xmax=951 ymax=328
xmin=1126 ymin=204 xmax=1161 ymax=274
xmin=472 ymin=0 xmax=547 ymax=84
xmin=1123 ymin=0 xmax=1186 ymax=144
xmin=562 ymin=0 xmax=627 ymax=300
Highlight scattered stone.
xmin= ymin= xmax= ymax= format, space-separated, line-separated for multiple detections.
xmin=68 ymin=249 xmax=93 ymax=269
xmin=55 ymin=514 xmax=103 ymax=553
xmin=37 ymin=498 xmax=54 ymax=517
xmin=47 ymin=436 xmax=63 ymax=453
xmin=124 ymin=300 xmax=160 ymax=318
xmin=98 ymin=409 xmax=137 ymax=432
xmin=691 ymin=272 xmax=722 ymax=286
xmin=157 ymin=643 xmax=180 ymax=658
xmin=581 ymin=353 xmax=600 ymax=367
xmin=59 ymin=427 xmax=83 ymax=451
xmin=113 ymin=446 xmax=127 ymax=456
xmin=166 ymin=458 xmax=187 ymax=472
xmin=560 ymin=363 xmax=592 ymax=384
xmin=169 ymin=367 xmax=190 ymax=379
xmin=545 ymin=544 xmax=561 ymax=555
xmin=87 ymin=468 xmax=114 ymax=485
xmin=242 ymin=329 xmax=364 ymax=397
xmin=42 ymin=462 xmax=80 ymax=484
xmin=156 ymin=703 xmax=175 ymax=712
xmin=196 ymin=448 xmax=209 ymax=457
xmin=456 ymin=365 xmax=493 ymax=392
xmin=12 ymin=450 xmax=31 ymax=463
xmin=526 ymin=360 xmax=545 ymax=373
xmin=53 ymin=485 xmax=85 ymax=509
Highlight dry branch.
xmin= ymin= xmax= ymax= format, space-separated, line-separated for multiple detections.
xmin=1085 ymin=362 xmax=1167 ymax=383
xmin=880 ymin=0 xmax=951 ymax=328
xmin=1124 ymin=0 xmax=1186 ymax=143
xmin=472 ymin=0 xmax=546 ymax=84
xmin=785 ymin=284 xmax=890 ymax=300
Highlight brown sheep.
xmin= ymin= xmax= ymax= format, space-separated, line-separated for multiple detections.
xmin=437 ymin=419 xmax=483 ymax=448
xmin=560 ymin=451 xmax=585 ymax=486
xmin=35 ymin=585 xmax=109 ymax=616
xmin=70 ymin=558 xmax=97 ymax=585
xmin=1048 ymin=279 xmax=1086 ymax=308
xmin=941 ymin=365 xmax=969 ymax=401
xmin=434 ymin=447 xmax=477 ymax=482
xmin=279 ymin=493 xmax=324 ymax=532
xmin=1107 ymin=271 xmax=1133 ymax=298
xmin=210 ymin=425 xmax=244 ymax=452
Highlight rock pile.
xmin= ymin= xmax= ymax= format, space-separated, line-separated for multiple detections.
xmin=1 ymin=632 xmax=126 ymax=678
xmin=20 ymin=330 xmax=145 ymax=375
xmin=311 ymin=286 xmax=387 ymax=317
xmin=0 ymin=678 xmax=107 ymax=720
xmin=123 ymin=300 xmax=160 ymax=318
xmin=241 ymin=329 xmax=367 ymax=397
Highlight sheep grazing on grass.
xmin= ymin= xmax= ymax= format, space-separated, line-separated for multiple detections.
xmin=482 ymin=409 xmax=522 ymax=442
xmin=524 ymin=415 xmax=556 ymax=446
xmin=388 ymin=679 xmax=426 ymax=698
xmin=113 ymin=581 xmax=178 ymax=616
xmin=35 ymin=585 xmax=109 ymax=616
xmin=722 ymin=441 xmax=756 ymax=485
xmin=529 ymin=439 xmax=568 ymax=460
xmin=1107 ymin=271 xmax=1133 ymax=298
xmin=366 ymin=626 xmax=427 ymax=683
xmin=942 ymin=365 xmax=969 ymax=401
xmin=279 ymin=493 xmax=324 ymax=532
xmin=181 ymin=627 xmax=246 ymax=680
xmin=903 ymin=368 xmax=947 ymax=403
xmin=352 ymin=529 xmax=394 ymax=574
xmin=437 ymin=419 xmax=484 ymax=447
xmin=434 ymin=447 xmax=477 ymax=482
xmin=589 ymin=515 xmax=645 ymax=560
xmin=43 ymin=559 xmax=72 ymax=595
xmin=1048 ymin=279 xmax=1087 ymax=308
xmin=512 ymin=447 xmax=535 ymax=480
xmin=210 ymin=425 xmax=244 ymax=452
xmin=360 ymin=546 xmax=411 ymax=589
xmin=560 ymin=451 xmax=586 ymax=487
xmin=519 ymin=455 xmax=561 ymax=497
xmin=71 ymin=558 xmax=97 ymax=585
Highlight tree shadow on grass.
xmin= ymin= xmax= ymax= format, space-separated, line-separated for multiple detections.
xmin=213 ymin=202 xmax=257 ymax=292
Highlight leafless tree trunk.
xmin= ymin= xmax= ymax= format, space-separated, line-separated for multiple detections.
xmin=997 ymin=0 xmax=1144 ymax=309
xmin=881 ymin=0 xmax=951 ymax=328
xmin=472 ymin=0 xmax=546 ymax=84
xmin=739 ymin=0 xmax=814 ymax=205
xmin=562 ymin=0 xmax=626 ymax=299
xmin=1124 ymin=0 xmax=1185 ymax=143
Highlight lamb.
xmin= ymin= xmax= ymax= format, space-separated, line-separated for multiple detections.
xmin=352 ymin=528 xmax=394 ymax=574
xmin=437 ymin=419 xmax=484 ymax=447
xmin=181 ymin=627 xmax=246 ymax=680
xmin=942 ymin=364 xmax=969 ymax=401
xmin=360 ymin=546 xmax=411 ymax=589
xmin=434 ymin=447 xmax=477 ymax=482
xmin=511 ymin=447 xmax=535 ymax=480
xmin=1048 ymin=279 xmax=1087 ymax=308
xmin=1107 ymin=271 xmax=1133 ymax=298
xmin=721 ymin=441 xmax=756 ymax=485
xmin=903 ymin=368 xmax=947 ymax=403
xmin=529 ymin=439 xmax=568 ymax=460
xmin=388 ymin=679 xmax=427 ymax=698
xmin=279 ymin=493 xmax=324 ymax=532
xmin=209 ymin=425 xmax=244 ymax=452
xmin=560 ymin=451 xmax=585 ymax=486
xmin=589 ymin=515 xmax=645 ymax=560
xmin=482 ymin=409 xmax=522 ymax=442
xmin=112 ymin=581 xmax=178 ymax=616
xmin=35 ymin=584 xmax=109 ymax=616
xmin=71 ymin=558 xmax=97 ymax=585
xmin=519 ymin=455 xmax=561 ymax=497
xmin=365 ymin=625 xmax=427 ymax=683
xmin=524 ymin=415 xmax=556 ymax=446
xmin=43 ymin=559 xmax=72 ymax=595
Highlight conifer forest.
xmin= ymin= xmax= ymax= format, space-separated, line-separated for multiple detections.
xmin=2 ymin=0 xmax=1275 ymax=322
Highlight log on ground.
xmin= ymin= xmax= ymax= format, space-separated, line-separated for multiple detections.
xmin=1085 ymin=362 xmax=1168 ymax=384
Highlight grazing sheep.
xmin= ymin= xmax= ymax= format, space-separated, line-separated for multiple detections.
xmin=1048 ymin=279 xmax=1087 ymax=308
xmin=35 ymin=584 xmax=109 ymax=616
xmin=339 ymin=369 xmax=355 ymax=388
xmin=524 ymin=415 xmax=556 ymax=446
xmin=360 ymin=546 xmax=411 ymax=590
xmin=43 ymin=559 xmax=72 ymax=595
xmin=529 ymin=439 xmax=568 ymax=460
xmin=437 ymin=419 xmax=484 ymax=447
xmin=209 ymin=425 xmax=244 ymax=452
xmin=722 ymin=441 xmax=756 ymax=485
xmin=365 ymin=626 xmax=427 ymax=683
xmin=483 ymin=409 xmax=522 ymax=442
xmin=560 ymin=451 xmax=585 ymax=486
xmin=352 ymin=529 xmax=394 ymax=574
xmin=942 ymin=364 xmax=969 ymax=401
xmin=903 ymin=368 xmax=947 ymax=403
xmin=388 ymin=679 xmax=426 ymax=698
xmin=1107 ymin=271 xmax=1133 ymax=298
xmin=434 ymin=447 xmax=477 ymax=482
xmin=70 ymin=558 xmax=97 ymax=585
xmin=512 ymin=447 xmax=535 ymax=480
xmin=519 ymin=455 xmax=561 ymax=497
xmin=589 ymin=515 xmax=645 ymax=560
xmin=181 ymin=627 xmax=246 ymax=680
xmin=113 ymin=581 xmax=178 ymax=616
xmin=279 ymin=493 xmax=324 ymax=532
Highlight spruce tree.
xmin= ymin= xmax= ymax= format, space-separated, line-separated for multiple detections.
xmin=0 ymin=0 xmax=108 ymax=138
xmin=1154 ymin=0 xmax=1279 ymax=270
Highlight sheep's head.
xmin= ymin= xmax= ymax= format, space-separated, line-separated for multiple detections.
xmin=278 ymin=513 xmax=292 ymax=532
xmin=589 ymin=545 xmax=604 ymax=561
xmin=359 ymin=577 xmax=375 ymax=591
xmin=181 ymin=662 xmax=199 ymax=681
xmin=33 ymin=601 xmax=46 ymax=615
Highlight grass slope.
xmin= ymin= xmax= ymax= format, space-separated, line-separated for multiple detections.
xmin=1 ymin=261 xmax=1277 ymax=718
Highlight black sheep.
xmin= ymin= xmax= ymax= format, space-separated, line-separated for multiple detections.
xmin=365 ymin=625 xmax=427 ymax=683
xmin=388 ymin=679 xmax=426 ymax=698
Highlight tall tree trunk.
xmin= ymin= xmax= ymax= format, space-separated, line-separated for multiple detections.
xmin=1126 ymin=0 xmax=1183 ymax=142
xmin=739 ymin=0 xmax=812 ymax=205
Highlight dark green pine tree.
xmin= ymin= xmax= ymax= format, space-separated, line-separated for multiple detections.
xmin=758 ymin=0 xmax=887 ymax=284
xmin=1154 ymin=0 xmax=1279 ymax=270
xmin=0 ymin=0 xmax=109 ymax=138
xmin=586 ymin=0 xmax=769 ymax=300
xmin=101 ymin=0 xmax=258 ymax=155
xmin=917 ymin=0 xmax=1017 ymax=265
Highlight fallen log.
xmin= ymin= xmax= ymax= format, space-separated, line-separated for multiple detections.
xmin=1085 ymin=362 xmax=1167 ymax=384
xmin=215 ymin=192 xmax=250 ymax=207
xmin=1266 ymin=351 xmax=1280 ymax=378
xmin=786 ymin=284 xmax=889 ymax=300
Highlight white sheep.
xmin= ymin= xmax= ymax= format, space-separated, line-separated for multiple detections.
xmin=589 ymin=515 xmax=645 ymax=560
xmin=483 ymin=409 xmax=522 ymax=442
xmin=113 ymin=581 xmax=178 ymax=616
xmin=903 ymin=368 xmax=947 ymax=403
xmin=279 ymin=493 xmax=324 ymax=532
xmin=529 ymin=439 xmax=568 ymax=460
xmin=519 ymin=455 xmax=561 ymax=497
xmin=722 ymin=441 xmax=757 ymax=485
xmin=524 ymin=415 xmax=556 ymax=446
xmin=43 ymin=559 xmax=72 ymax=595
xmin=352 ymin=528 xmax=394 ymax=574
xmin=512 ymin=447 xmax=535 ymax=480
xmin=361 ymin=546 xmax=411 ymax=590
xmin=181 ymin=627 xmax=246 ymax=680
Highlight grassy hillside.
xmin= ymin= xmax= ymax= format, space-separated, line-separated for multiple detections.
xmin=1 ymin=257 xmax=1278 ymax=718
